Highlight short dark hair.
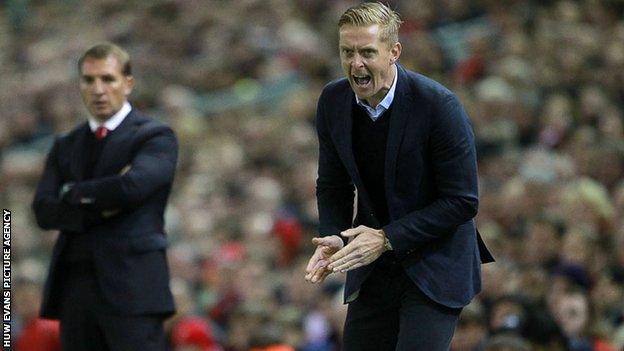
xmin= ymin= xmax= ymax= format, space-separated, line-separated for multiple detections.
xmin=78 ymin=43 xmax=132 ymax=76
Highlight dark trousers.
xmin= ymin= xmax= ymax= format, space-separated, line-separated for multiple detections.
xmin=59 ymin=262 xmax=167 ymax=351
xmin=343 ymin=261 xmax=462 ymax=351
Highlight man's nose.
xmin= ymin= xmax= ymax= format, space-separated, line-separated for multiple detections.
xmin=92 ymin=79 xmax=105 ymax=94
xmin=351 ymin=54 xmax=365 ymax=69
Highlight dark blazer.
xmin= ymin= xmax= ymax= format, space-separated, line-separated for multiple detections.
xmin=32 ymin=109 xmax=178 ymax=318
xmin=316 ymin=64 xmax=494 ymax=309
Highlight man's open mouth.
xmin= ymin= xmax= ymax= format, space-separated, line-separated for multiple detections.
xmin=353 ymin=75 xmax=371 ymax=86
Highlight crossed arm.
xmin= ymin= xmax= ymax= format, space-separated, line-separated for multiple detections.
xmin=32 ymin=126 xmax=178 ymax=232
xmin=62 ymin=127 xmax=177 ymax=211
xmin=32 ymin=138 xmax=93 ymax=232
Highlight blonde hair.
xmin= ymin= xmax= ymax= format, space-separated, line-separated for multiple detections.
xmin=338 ymin=2 xmax=403 ymax=46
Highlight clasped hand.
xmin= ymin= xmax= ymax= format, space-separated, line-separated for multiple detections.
xmin=305 ymin=225 xmax=387 ymax=284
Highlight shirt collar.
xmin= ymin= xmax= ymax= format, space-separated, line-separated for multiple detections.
xmin=88 ymin=102 xmax=132 ymax=132
xmin=355 ymin=64 xmax=398 ymax=111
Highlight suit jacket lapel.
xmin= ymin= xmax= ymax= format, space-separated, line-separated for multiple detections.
xmin=93 ymin=110 xmax=136 ymax=177
xmin=384 ymin=65 xmax=411 ymax=214
xmin=331 ymin=90 xmax=360 ymax=183
xmin=330 ymin=87 xmax=377 ymax=218
xmin=70 ymin=123 xmax=91 ymax=181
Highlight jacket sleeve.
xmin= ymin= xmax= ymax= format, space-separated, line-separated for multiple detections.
xmin=383 ymin=94 xmax=479 ymax=260
xmin=315 ymin=93 xmax=355 ymax=238
xmin=64 ymin=124 xmax=178 ymax=211
xmin=32 ymin=137 xmax=93 ymax=232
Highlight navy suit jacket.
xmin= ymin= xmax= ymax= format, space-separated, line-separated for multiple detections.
xmin=32 ymin=109 xmax=177 ymax=318
xmin=316 ymin=65 xmax=494 ymax=308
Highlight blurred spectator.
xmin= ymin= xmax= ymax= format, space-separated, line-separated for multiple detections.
xmin=489 ymin=295 xmax=527 ymax=335
xmin=14 ymin=280 xmax=61 ymax=351
xmin=171 ymin=316 xmax=222 ymax=351
xmin=451 ymin=301 xmax=488 ymax=351
xmin=16 ymin=319 xmax=61 ymax=351
xmin=552 ymin=288 xmax=617 ymax=351
xmin=483 ymin=334 xmax=531 ymax=351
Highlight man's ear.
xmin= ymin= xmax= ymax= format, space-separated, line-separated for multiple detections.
xmin=391 ymin=42 xmax=402 ymax=63
xmin=124 ymin=75 xmax=135 ymax=96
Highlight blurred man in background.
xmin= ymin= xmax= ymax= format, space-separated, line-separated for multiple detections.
xmin=32 ymin=43 xmax=178 ymax=350
xmin=306 ymin=2 xmax=493 ymax=350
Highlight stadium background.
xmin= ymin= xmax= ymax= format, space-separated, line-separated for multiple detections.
xmin=2 ymin=0 xmax=624 ymax=350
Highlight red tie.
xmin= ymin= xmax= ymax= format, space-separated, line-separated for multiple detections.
xmin=95 ymin=126 xmax=109 ymax=140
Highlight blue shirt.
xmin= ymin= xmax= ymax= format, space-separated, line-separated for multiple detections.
xmin=355 ymin=64 xmax=398 ymax=121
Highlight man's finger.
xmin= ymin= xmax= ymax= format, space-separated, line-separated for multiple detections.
xmin=309 ymin=261 xmax=326 ymax=282
xmin=311 ymin=266 xmax=330 ymax=283
xmin=330 ymin=254 xmax=362 ymax=272
xmin=319 ymin=267 xmax=333 ymax=282
xmin=305 ymin=250 xmax=321 ymax=273
xmin=306 ymin=264 xmax=324 ymax=281
xmin=306 ymin=261 xmax=325 ymax=281
xmin=313 ymin=236 xmax=342 ymax=248
xmin=328 ymin=247 xmax=363 ymax=271
xmin=311 ymin=271 xmax=322 ymax=283
xmin=312 ymin=236 xmax=333 ymax=245
xmin=312 ymin=258 xmax=328 ymax=272
xmin=341 ymin=260 xmax=366 ymax=273
xmin=329 ymin=250 xmax=359 ymax=267
xmin=305 ymin=262 xmax=315 ymax=276
xmin=340 ymin=226 xmax=367 ymax=238
xmin=328 ymin=242 xmax=358 ymax=263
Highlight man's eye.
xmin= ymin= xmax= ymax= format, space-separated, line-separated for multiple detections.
xmin=103 ymin=76 xmax=116 ymax=82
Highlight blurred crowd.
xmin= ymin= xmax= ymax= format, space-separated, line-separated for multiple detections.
xmin=2 ymin=0 xmax=624 ymax=350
